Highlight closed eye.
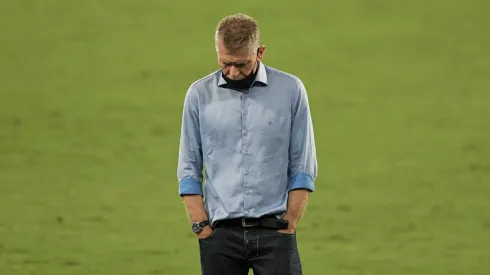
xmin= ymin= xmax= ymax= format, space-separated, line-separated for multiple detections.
xmin=223 ymin=61 xmax=249 ymax=68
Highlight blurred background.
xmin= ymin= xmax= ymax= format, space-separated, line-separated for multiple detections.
xmin=1 ymin=0 xmax=489 ymax=274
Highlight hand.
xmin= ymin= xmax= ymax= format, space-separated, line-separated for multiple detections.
xmin=196 ymin=225 xmax=214 ymax=239
xmin=277 ymin=216 xmax=296 ymax=234
xmin=277 ymin=228 xmax=296 ymax=234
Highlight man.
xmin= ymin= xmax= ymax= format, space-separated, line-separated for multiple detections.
xmin=177 ymin=13 xmax=318 ymax=275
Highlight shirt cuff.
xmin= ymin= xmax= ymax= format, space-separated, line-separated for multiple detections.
xmin=288 ymin=172 xmax=315 ymax=192
xmin=178 ymin=178 xmax=203 ymax=196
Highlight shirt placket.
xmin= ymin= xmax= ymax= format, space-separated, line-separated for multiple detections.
xmin=240 ymin=93 xmax=252 ymax=216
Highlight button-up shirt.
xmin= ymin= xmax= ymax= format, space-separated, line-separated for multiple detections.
xmin=177 ymin=62 xmax=318 ymax=225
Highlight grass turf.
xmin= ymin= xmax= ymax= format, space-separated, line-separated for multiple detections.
xmin=1 ymin=0 xmax=489 ymax=274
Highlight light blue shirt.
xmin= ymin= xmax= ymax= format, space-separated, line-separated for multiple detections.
xmin=177 ymin=62 xmax=318 ymax=225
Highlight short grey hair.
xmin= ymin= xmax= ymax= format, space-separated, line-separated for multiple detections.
xmin=215 ymin=13 xmax=261 ymax=53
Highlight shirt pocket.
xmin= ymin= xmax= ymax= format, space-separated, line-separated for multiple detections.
xmin=256 ymin=110 xmax=291 ymax=159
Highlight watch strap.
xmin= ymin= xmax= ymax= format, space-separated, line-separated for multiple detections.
xmin=198 ymin=220 xmax=210 ymax=227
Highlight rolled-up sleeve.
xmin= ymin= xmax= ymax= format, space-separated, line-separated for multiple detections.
xmin=288 ymin=79 xmax=318 ymax=192
xmin=177 ymin=84 xmax=204 ymax=197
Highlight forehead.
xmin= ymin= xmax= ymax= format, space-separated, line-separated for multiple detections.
xmin=217 ymin=41 xmax=254 ymax=62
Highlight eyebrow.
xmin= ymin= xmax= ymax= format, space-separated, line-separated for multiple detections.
xmin=222 ymin=60 xmax=250 ymax=66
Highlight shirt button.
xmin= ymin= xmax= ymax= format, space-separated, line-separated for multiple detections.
xmin=245 ymin=190 xmax=250 ymax=195
xmin=244 ymin=171 xmax=249 ymax=175
xmin=244 ymin=112 xmax=248 ymax=115
xmin=244 ymin=151 xmax=248 ymax=155
xmin=243 ymin=131 xmax=248 ymax=135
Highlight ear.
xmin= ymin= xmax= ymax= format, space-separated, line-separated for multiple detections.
xmin=257 ymin=45 xmax=266 ymax=61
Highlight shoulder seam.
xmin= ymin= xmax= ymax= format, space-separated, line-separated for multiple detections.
xmin=267 ymin=68 xmax=301 ymax=83
xmin=189 ymin=70 xmax=220 ymax=89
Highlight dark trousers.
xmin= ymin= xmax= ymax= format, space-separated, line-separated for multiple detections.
xmin=198 ymin=225 xmax=303 ymax=275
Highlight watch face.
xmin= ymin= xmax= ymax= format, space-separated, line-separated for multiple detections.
xmin=192 ymin=223 xmax=202 ymax=234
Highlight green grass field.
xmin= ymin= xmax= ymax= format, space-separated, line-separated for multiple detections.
xmin=1 ymin=0 xmax=489 ymax=274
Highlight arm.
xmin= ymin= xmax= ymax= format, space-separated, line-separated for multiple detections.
xmin=282 ymin=79 xmax=318 ymax=232
xmin=177 ymin=85 xmax=210 ymax=227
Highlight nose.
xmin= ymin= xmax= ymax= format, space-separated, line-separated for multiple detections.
xmin=229 ymin=66 xmax=241 ymax=78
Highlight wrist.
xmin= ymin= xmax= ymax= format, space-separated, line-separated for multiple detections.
xmin=283 ymin=213 xmax=297 ymax=222
xmin=191 ymin=220 xmax=210 ymax=234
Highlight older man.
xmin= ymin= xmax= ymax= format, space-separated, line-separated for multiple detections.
xmin=177 ymin=13 xmax=318 ymax=275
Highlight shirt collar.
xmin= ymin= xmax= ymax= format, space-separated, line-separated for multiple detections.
xmin=218 ymin=61 xmax=268 ymax=87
